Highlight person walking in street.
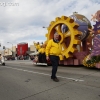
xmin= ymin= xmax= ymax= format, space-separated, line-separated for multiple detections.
xmin=38 ymin=43 xmax=46 ymax=63
xmin=46 ymin=32 xmax=61 ymax=82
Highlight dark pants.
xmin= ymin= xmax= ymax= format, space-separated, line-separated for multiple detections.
xmin=49 ymin=55 xmax=59 ymax=79
xmin=42 ymin=53 xmax=47 ymax=63
xmin=39 ymin=53 xmax=47 ymax=63
xmin=38 ymin=53 xmax=42 ymax=63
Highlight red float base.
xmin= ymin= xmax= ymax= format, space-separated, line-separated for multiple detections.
xmin=95 ymin=63 xmax=100 ymax=69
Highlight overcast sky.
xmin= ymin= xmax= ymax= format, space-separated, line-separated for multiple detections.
xmin=0 ymin=0 xmax=100 ymax=49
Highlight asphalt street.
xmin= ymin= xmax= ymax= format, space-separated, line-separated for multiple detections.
xmin=0 ymin=60 xmax=100 ymax=100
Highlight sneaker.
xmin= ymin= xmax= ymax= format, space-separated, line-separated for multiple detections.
xmin=51 ymin=76 xmax=57 ymax=79
xmin=53 ymin=78 xmax=59 ymax=82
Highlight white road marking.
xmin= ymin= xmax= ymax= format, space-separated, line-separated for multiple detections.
xmin=2 ymin=66 xmax=84 ymax=82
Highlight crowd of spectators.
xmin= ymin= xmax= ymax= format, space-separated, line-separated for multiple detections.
xmin=5 ymin=55 xmax=34 ymax=60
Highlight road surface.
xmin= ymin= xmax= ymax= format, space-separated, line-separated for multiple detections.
xmin=0 ymin=60 xmax=100 ymax=100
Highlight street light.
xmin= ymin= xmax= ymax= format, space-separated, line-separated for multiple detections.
xmin=7 ymin=42 xmax=13 ymax=56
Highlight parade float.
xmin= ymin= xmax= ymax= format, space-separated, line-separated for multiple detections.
xmin=83 ymin=10 xmax=100 ymax=68
xmin=33 ymin=10 xmax=100 ymax=68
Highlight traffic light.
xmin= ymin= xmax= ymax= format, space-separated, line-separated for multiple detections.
xmin=0 ymin=43 xmax=1 ymax=47
xmin=3 ymin=46 xmax=5 ymax=49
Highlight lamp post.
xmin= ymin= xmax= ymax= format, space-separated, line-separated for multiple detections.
xmin=7 ymin=42 xmax=13 ymax=56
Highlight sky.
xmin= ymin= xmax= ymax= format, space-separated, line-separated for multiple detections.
xmin=0 ymin=0 xmax=100 ymax=49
